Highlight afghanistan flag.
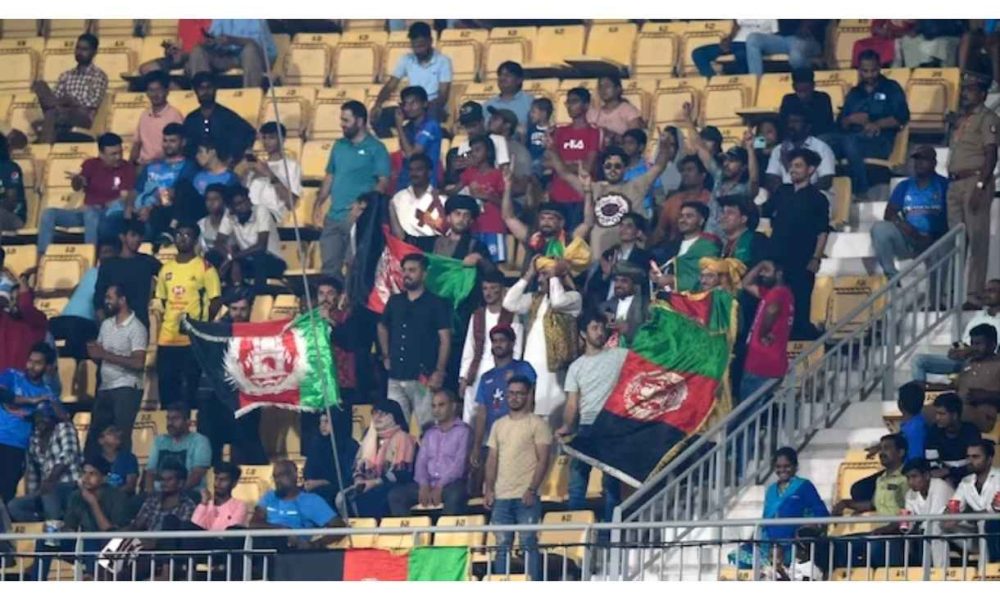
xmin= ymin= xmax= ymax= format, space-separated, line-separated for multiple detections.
xmin=565 ymin=304 xmax=730 ymax=486
xmin=339 ymin=547 xmax=469 ymax=581
xmin=185 ymin=309 xmax=339 ymax=416
xmin=368 ymin=225 xmax=478 ymax=314
xmin=668 ymin=233 xmax=721 ymax=292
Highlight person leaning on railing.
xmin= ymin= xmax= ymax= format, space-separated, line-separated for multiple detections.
xmin=941 ymin=439 xmax=1000 ymax=561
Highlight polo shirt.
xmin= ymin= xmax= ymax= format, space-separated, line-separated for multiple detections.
xmin=80 ymin=158 xmax=137 ymax=207
xmin=484 ymin=90 xmax=534 ymax=134
xmin=258 ymin=490 xmax=336 ymax=540
xmin=391 ymin=51 xmax=453 ymax=101
xmin=182 ymin=103 xmax=256 ymax=160
xmin=887 ymin=175 xmax=949 ymax=237
xmin=0 ymin=160 xmax=26 ymax=222
xmin=106 ymin=451 xmax=139 ymax=490
xmin=952 ymin=467 xmax=1000 ymax=513
xmin=475 ymin=360 xmax=537 ymax=443
xmin=327 ymin=134 xmax=391 ymax=222
xmin=135 ymin=158 xmax=198 ymax=210
xmin=0 ymin=369 xmax=53 ymax=449
xmin=397 ymin=117 xmax=443 ymax=191
xmin=209 ymin=19 xmax=277 ymax=64
xmin=381 ymin=289 xmax=451 ymax=380
xmin=841 ymin=75 xmax=911 ymax=143
xmin=218 ymin=206 xmax=282 ymax=259
xmin=779 ymin=91 xmax=835 ymax=137
xmin=766 ymin=137 xmax=837 ymax=185
xmin=761 ymin=183 xmax=830 ymax=270
xmin=61 ymin=266 xmax=98 ymax=321
xmin=96 ymin=312 xmax=148 ymax=391
xmin=134 ymin=104 xmax=184 ymax=164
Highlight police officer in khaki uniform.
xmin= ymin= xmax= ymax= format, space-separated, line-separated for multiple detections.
xmin=947 ymin=72 xmax=1000 ymax=309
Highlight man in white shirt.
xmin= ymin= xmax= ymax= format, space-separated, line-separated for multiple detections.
xmin=897 ymin=458 xmax=954 ymax=567
xmin=765 ymin=107 xmax=835 ymax=193
xmin=458 ymin=272 xmax=523 ymax=423
xmin=692 ymin=19 xmax=779 ymax=77
xmin=388 ymin=154 xmax=445 ymax=250
xmin=372 ymin=21 xmax=452 ymax=126
xmin=598 ymin=262 xmax=648 ymax=347
xmin=912 ymin=279 xmax=1000 ymax=382
xmin=943 ymin=440 xmax=1000 ymax=560
xmin=214 ymin=186 xmax=285 ymax=293
xmin=242 ymin=121 xmax=302 ymax=223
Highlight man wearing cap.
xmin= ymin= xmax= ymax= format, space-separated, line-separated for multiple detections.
xmin=432 ymin=194 xmax=494 ymax=269
xmin=947 ymin=72 xmax=1000 ymax=310
xmin=599 ymin=262 xmax=649 ymax=346
xmin=389 ymin=154 xmax=445 ymax=252
xmin=445 ymin=101 xmax=510 ymax=187
xmin=871 ymin=145 xmax=950 ymax=280
xmin=584 ymin=212 xmax=653 ymax=307
xmin=484 ymin=61 xmax=534 ymax=140
xmin=779 ymin=68 xmax=835 ymax=137
xmin=373 ymin=21 xmax=453 ymax=124
xmin=766 ymin=107 xmax=836 ymax=193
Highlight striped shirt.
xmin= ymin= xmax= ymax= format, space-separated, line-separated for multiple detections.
xmin=96 ymin=312 xmax=148 ymax=390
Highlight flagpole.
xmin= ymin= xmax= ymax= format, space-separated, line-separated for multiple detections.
xmin=255 ymin=35 xmax=349 ymax=509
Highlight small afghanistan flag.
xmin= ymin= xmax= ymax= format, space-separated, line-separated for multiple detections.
xmin=185 ymin=309 xmax=339 ymax=416
xmin=565 ymin=304 xmax=730 ymax=486
xmin=368 ymin=225 xmax=478 ymax=314
xmin=339 ymin=547 xmax=469 ymax=581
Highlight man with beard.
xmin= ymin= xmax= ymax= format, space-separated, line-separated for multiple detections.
xmin=584 ymin=212 xmax=652 ymax=307
xmin=389 ymin=153 xmax=446 ymax=251
xmin=134 ymin=122 xmax=198 ymax=242
xmin=214 ymin=185 xmax=287 ymax=293
xmin=459 ymin=273 xmax=524 ymax=424
xmin=432 ymin=194 xmax=495 ymax=270
xmin=377 ymin=253 xmax=452 ymax=431
xmin=180 ymin=72 xmax=255 ymax=161
xmin=599 ymin=262 xmax=648 ymax=347
xmin=764 ymin=106 xmax=835 ymax=193
xmin=739 ymin=259 xmax=795 ymax=403
xmin=649 ymin=201 xmax=722 ymax=294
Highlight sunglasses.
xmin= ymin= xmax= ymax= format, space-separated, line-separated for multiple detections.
xmin=603 ymin=162 xmax=624 ymax=170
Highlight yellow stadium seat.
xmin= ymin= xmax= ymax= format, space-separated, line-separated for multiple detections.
xmin=282 ymin=42 xmax=333 ymax=87
xmin=301 ymin=139 xmax=335 ymax=182
xmin=577 ymin=22 xmax=637 ymax=68
xmin=826 ymin=275 xmax=888 ymax=336
xmin=352 ymin=404 xmax=372 ymax=442
xmin=281 ymin=186 xmax=318 ymax=229
xmin=882 ymin=67 xmax=911 ymax=89
xmin=308 ymin=86 xmax=374 ymax=140
xmin=830 ymin=176 xmax=852 ymax=228
xmin=652 ymin=76 xmax=707 ymax=129
xmin=375 ymin=516 xmax=432 ymax=550
xmin=95 ymin=38 xmax=141 ymax=89
xmin=0 ymin=522 xmax=44 ymax=575
xmin=906 ymin=68 xmax=960 ymax=134
xmin=458 ymin=81 xmax=500 ymax=107
xmin=433 ymin=514 xmax=486 ymax=548
xmin=343 ymin=20 xmax=387 ymax=32
xmin=668 ymin=20 xmax=734 ymax=76
xmin=232 ymin=464 xmax=274 ymax=509
xmin=40 ymin=38 xmax=79 ymax=86
xmin=717 ymin=566 xmax=755 ymax=581
xmin=104 ymin=92 xmax=149 ymax=140
xmin=44 ymin=19 xmax=90 ymax=38
xmin=483 ymin=574 xmax=530 ymax=581
xmin=527 ymin=25 xmax=585 ymax=68
xmin=619 ymin=78 xmax=656 ymax=125
xmin=522 ymin=78 xmax=559 ymax=101
xmin=810 ymin=275 xmax=834 ymax=326
xmin=144 ymin=19 xmax=178 ymax=37
xmin=136 ymin=35 xmax=176 ymax=71
xmin=633 ymin=23 xmax=680 ymax=79
xmin=332 ymin=30 xmax=388 ymax=85
xmin=269 ymin=294 xmax=300 ymax=321
xmin=3 ymin=244 xmax=37 ymax=277
xmin=814 ymin=70 xmax=857 ymax=113
xmin=754 ymin=73 xmax=793 ymax=111
xmin=72 ymin=410 xmax=91 ymax=439
xmin=831 ymin=567 xmax=877 ymax=581
xmin=439 ymin=29 xmax=488 ymax=82
xmin=35 ymin=296 xmax=68 ymax=320
xmin=257 ymin=86 xmax=316 ymax=138
xmin=484 ymin=27 xmax=537 ymax=76
xmin=701 ymin=74 xmax=757 ymax=127
xmin=0 ymin=40 xmax=40 ymax=92
xmin=539 ymin=454 xmax=571 ymax=503
xmin=216 ymin=88 xmax=263 ymax=128
xmin=93 ymin=19 xmax=136 ymax=38
xmin=250 ymin=294 xmax=274 ymax=323
xmin=37 ymin=244 xmax=93 ymax=294
xmin=279 ymin=240 xmax=316 ymax=277
xmin=585 ymin=463 xmax=604 ymax=499
xmin=6 ymin=92 xmax=43 ymax=136
xmin=330 ymin=517 xmax=379 ymax=549
xmin=251 ymin=138 xmax=303 ymax=164
xmin=1 ymin=20 xmax=40 ymax=38
xmin=132 ymin=410 xmax=167 ymax=461
xmin=538 ymin=510 xmax=595 ymax=565
xmin=835 ymin=449 xmax=881 ymax=503
xmin=381 ymin=30 xmax=414 ymax=84
xmin=49 ymin=142 xmax=97 ymax=158
xmin=830 ymin=20 xmax=873 ymax=70
xmin=56 ymin=356 xmax=77 ymax=401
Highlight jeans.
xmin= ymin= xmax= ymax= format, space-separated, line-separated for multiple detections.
xmin=319 ymin=216 xmax=353 ymax=278
xmin=566 ymin=426 xmax=621 ymax=522
xmin=492 ymin=496 xmax=542 ymax=581
xmin=822 ymin=132 xmax=894 ymax=194
xmin=911 ymin=354 xmax=964 ymax=382
xmin=870 ymin=221 xmax=922 ymax=278
xmin=37 ymin=204 xmax=125 ymax=253
xmin=692 ymin=42 xmax=749 ymax=76
xmin=7 ymin=481 xmax=77 ymax=522
xmin=745 ymin=33 xmax=821 ymax=75
xmin=30 ymin=537 xmax=105 ymax=581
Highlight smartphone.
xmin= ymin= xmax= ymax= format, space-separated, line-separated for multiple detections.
xmin=753 ymin=136 xmax=767 ymax=150
xmin=245 ymin=153 xmax=257 ymax=163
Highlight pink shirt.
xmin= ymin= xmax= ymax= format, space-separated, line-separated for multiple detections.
xmin=191 ymin=497 xmax=248 ymax=531
xmin=586 ymin=101 xmax=642 ymax=137
xmin=135 ymin=104 xmax=184 ymax=164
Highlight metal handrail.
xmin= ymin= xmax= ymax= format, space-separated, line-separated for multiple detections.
xmin=609 ymin=224 xmax=967 ymax=577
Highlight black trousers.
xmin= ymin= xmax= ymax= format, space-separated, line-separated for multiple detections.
xmin=157 ymin=345 xmax=202 ymax=408
xmin=84 ymin=387 xmax=143 ymax=456
xmin=784 ymin=266 xmax=819 ymax=340
xmin=49 ymin=316 xmax=99 ymax=360
xmin=0 ymin=443 xmax=26 ymax=503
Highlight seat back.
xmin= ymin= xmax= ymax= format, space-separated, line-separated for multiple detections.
xmin=0 ymin=44 xmax=39 ymax=91
xmin=484 ymin=27 xmax=536 ymax=75
xmin=701 ymin=74 xmax=757 ymax=127
xmin=652 ymin=77 xmax=707 ymax=128
xmin=584 ymin=22 xmax=638 ymax=66
xmin=333 ymin=31 xmax=388 ymax=85
xmin=906 ymin=67 xmax=960 ymax=133
xmin=633 ymin=23 xmax=679 ymax=78
xmin=433 ymin=514 xmax=486 ymax=548
xmin=330 ymin=517 xmax=378 ymax=549
xmin=282 ymin=43 xmax=332 ymax=87
xmin=301 ymin=139 xmax=335 ymax=182
xmin=132 ymin=410 xmax=168 ymax=462
xmin=669 ymin=20 xmax=734 ymax=75
xmin=755 ymin=73 xmax=792 ymax=111
xmin=538 ymin=510 xmax=596 ymax=564
xmin=375 ymin=516 xmax=432 ymax=550
xmin=532 ymin=25 xmax=585 ymax=65
xmin=825 ymin=275 xmax=888 ymax=337
xmin=216 ymin=88 xmax=263 ymax=128
xmin=830 ymin=19 xmax=874 ymax=69
xmin=539 ymin=454 xmax=571 ymax=502
xmin=439 ymin=29 xmax=488 ymax=82
xmin=232 ymin=464 xmax=274 ymax=507
xmin=37 ymin=244 xmax=94 ymax=293
xmin=0 ymin=522 xmax=44 ymax=575
xmin=2 ymin=244 xmax=38 ymax=277
xmin=257 ymin=85 xmax=317 ymax=137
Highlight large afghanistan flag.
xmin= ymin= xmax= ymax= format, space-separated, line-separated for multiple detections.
xmin=565 ymin=304 xmax=730 ymax=486
xmin=368 ymin=225 xmax=478 ymax=314
xmin=185 ymin=309 xmax=340 ymax=416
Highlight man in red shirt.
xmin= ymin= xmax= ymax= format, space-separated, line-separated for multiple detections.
xmin=37 ymin=133 xmax=136 ymax=254
xmin=548 ymin=87 xmax=601 ymax=232
xmin=740 ymin=259 xmax=794 ymax=402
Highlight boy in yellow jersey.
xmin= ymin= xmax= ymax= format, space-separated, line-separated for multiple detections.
xmin=153 ymin=222 xmax=222 ymax=408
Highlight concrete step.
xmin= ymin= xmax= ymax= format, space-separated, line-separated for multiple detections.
xmin=825 ymin=232 xmax=874 ymax=259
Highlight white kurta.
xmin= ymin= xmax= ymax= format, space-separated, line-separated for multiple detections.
xmin=459 ymin=307 xmax=524 ymax=423
xmin=502 ymin=277 xmax=582 ymax=420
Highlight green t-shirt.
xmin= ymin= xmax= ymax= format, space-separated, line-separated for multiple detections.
xmin=326 ymin=134 xmax=391 ymax=221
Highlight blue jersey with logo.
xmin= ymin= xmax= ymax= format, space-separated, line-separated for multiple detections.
xmin=475 ymin=360 xmax=537 ymax=445
xmin=135 ymin=159 xmax=198 ymax=209
xmin=888 ymin=175 xmax=949 ymax=237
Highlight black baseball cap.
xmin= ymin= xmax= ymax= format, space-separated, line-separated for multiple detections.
xmin=458 ymin=101 xmax=485 ymax=125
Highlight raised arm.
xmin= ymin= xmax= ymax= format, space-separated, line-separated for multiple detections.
xmin=500 ymin=164 xmax=530 ymax=243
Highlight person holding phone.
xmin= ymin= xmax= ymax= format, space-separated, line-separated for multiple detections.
xmin=911 ymin=279 xmax=1000 ymax=382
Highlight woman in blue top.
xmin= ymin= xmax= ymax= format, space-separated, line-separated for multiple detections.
xmin=732 ymin=446 xmax=829 ymax=568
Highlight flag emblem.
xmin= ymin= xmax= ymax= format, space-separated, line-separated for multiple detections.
xmin=623 ymin=369 xmax=687 ymax=421
xmin=226 ymin=332 xmax=305 ymax=394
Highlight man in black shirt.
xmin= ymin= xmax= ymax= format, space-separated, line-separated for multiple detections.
xmin=779 ymin=68 xmax=834 ymax=137
xmin=94 ymin=219 xmax=162 ymax=328
xmin=181 ymin=72 xmax=255 ymax=162
xmin=926 ymin=392 xmax=982 ymax=488
xmin=377 ymin=253 xmax=452 ymax=431
xmin=761 ymin=147 xmax=829 ymax=340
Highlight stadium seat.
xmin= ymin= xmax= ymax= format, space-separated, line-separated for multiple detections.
xmin=5 ymin=92 xmax=43 ymax=136
xmin=92 ymin=19 xmax=136 ymax=38
xmin=35 ymin=296 xmax=69 ymax=320
xmin=632 ymin=22 xmax=680 ymax=79
xmin=577 ymin=22 xmax=637 ymax=68
xmin=232 ymin=464 xmax=274 ymax=508
xmin=58 ymin=358 xmax=96 ymax=403
xmin=813 ymin=70 xmax=857 ymax=113
xmin=282 ymin=41 xmax=334 ymax=87
xmin=72 ymin=410 xmax=91 ymax=439
xmin=834 ymin=448 xmax=880 ymax=503
xmin=249 ymin=294 xmax=274 ymax=323
xmin=882 ymin=67 xmax=911 ymax=89
xmin=95 ymin=38 xmax=141 ymax=89
xmin=585 ymin=463 xmax=603 ymax=499
xmin=342 ymin=19 xmax=387 ymax=32
xmin=433 ymin=514 xmax=486 ymax=548
xmin=375 ymin=516 xmax=432 ymax=550
xmin=1 ymin=19 xmax=40 ymax=38
xmin=906 ymin=68 xmax=960 ymax=134
xmin=281 ymin=186 xmax=318 ymax=229
xmin=484 ymin=27 xmax=537 ymax=76
xmin=380 ymin=30 xmax=413 ymax=83
xmin=666 ymin=20 xmax=734 ymax=76
xmin=279 ymin=240 xmax=317 ymax=277
xmin=0 ymin=38 xmax=42 ymax=92
xmin=831 ymin=567 xmax=877 ymax=581
xmin=717 ymin=566 xmax=754 ymax=581
xmin=0 ymin=522 xmax=44 ymax=575
xmin=754 ymin=73 xmax=792 ymax=112
xmin=829 ymin=20 xmax=873 ymax=70
xmin=40 ymin=38 xmax=79 ymax=86
xmin=352 ymin=404 xmax=372 ymax=442
xmin=44 ymin=19 xmax=91 ymax=38
xmin=256 ymin=86 xmax=316 ymax=139
xmin=701 ymin=74 xmax=757 ymax=127
xmin=830 ymin=176 xmax=852 ymax=228
xmin=135 ymin=35 xmax=175 ymax=74
xmin=252 ymin=137 xmax=303 ymax=163
xmin=439 ymin=29 xmax=488 ymax=82
xmin=539 ymin=454 xmax=571 ymax=503
xmin=308 ymin=86 xmax=374 ymax=140
xmin=483 ymin=574 xmax=530 ymax=581
xmin=332 ymin=30 xmax=388 ymax=85
xmin=301 ymin=139 xmax=335 ymax=182
xmin=3 ymin=244 xmax=37 ymax=277
xmin=216 ymin=88 xmax=263 ymax=128
xmin=526 ymin=25 xmax=585 ymax=69
xmin=143 ymin=19 xmax=178 ymax=36
xmin=104 ymin=91 xmax=148 ymax=140
xmin=537 ymin=510 xmax=595 ymax=565
xmin=37 ymin=244 xmax=94 ymax=294
xmin=330 ymin=517 xmax=379 ymax=549
xmin=132 ymin=410 xmax=167 ymax=461
xmin=652 ymin=76 xmax=707 ymax=129
xmin=619 ymin=78 xmax=656 ymax=125
xmin=825 ymin=275 xmax=888 ymax=336
xmin=268 ymin=294 xmax=300 ymax=320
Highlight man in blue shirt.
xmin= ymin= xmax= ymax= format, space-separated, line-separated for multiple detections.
xmin=621 ymin=129 xmax=665 ymax=216
xmin=826 ymin=49 xmax=910 ymax=196
xmin=0 ymin=342 xmax=61 ymax=504
xmin=313 ymin=100 xmax=390 ymax=278
xmin=373 ymin=21 xmax=452 ymax=126
xmin=484 ymin=61 xmax=534 ymax=141
xmin=187 ymin=19 xmax=275 ymax=88
xmin=134 ymin=123 xmax=198 ymax=242
xmin=395 ymin=86 xmax=443 ymax=193
xmin=48 ymin=240 xmax=119 ymax=360
xmin=250 ymin=459 xmax=344 ymax=549
xmin=870 ymin=145 xmax=948 ymax=279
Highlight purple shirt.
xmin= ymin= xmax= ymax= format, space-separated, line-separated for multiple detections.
xmin=415 ymin=419 xmax=471 ymax=488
